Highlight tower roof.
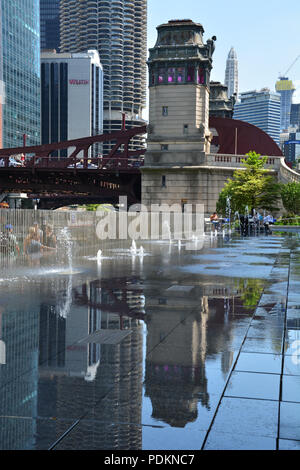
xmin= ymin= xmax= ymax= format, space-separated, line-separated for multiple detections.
xmin=275 ymin=77 xmax=296 ymax=91
xmin=227 ymin=47 xmax=237 ymax=60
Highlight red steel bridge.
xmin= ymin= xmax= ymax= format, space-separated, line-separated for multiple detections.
xmin=0 ymin=126 xmax=147 ymax=209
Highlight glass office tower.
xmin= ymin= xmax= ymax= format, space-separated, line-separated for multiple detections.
xmin=1 ymin=0 xmax=41 ymax=148
xmin=275 ymin=77 xmax=295 ymax=131
xmin=233 ymin=88 xmax=281 ymax=146
xmin=40 ymin=0 xmax=60 ymax=52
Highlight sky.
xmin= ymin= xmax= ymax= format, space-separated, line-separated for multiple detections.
xmin=147 ymin=0 xmax=300 ymax=102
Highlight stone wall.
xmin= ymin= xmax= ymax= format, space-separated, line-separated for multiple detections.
xmin=141 ymin=166 xmax=235 ymax=215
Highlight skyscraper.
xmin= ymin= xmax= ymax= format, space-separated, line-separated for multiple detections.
xmin=275 ymin=77 xmax=296 ymax=131
xmin=291 ymin=103 xmax=300 ymax=130
xmin=1 ymin=0 xmax=40 ymax=148
xmin=224 ymin=47 xmax=238 ymax=99
xmin=60 ymin=0 xmax=147 ymax=154
xmin=233 ymin=88 xmax=281 ymax=146
xmin=40 ymin=0 xmax=61 ymax=52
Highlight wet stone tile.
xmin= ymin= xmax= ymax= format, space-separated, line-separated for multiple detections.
xmin=286 ymin=318 xmax=300 ymax=330
xmin=247 ymin=322 xmax=284 ymax=340
xmin=259 ymin=294 xmax=286 ymax=306
xmin=278 ymin=439 xmax=300 ymax=450
xmin=283 ymin=355 xmax=300 ymax=376
xmin=280 ymin=402 xmax=300 ymax=440
xmin=281 ymin=375 xmax=300 ymax=403
xmin=53 ymin=419 xmax=207 ymax=450
xmin=235 ymin=352 xmax=282 ymax=374
xmin=225 ymin=371 xmax=280 ymax=400
xmin=242 ymin=337 xmax=283 ymax=355
xmin=0 ymin=416 xmax=78 ymax=450
xmin=207 ymin=397 xmax=278 ymax=439
xmin=203 ymin=429 xmax=276 ymax=450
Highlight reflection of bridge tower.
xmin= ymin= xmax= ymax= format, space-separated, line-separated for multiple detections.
xmin=145 ymin=285 xmax=210 ymax=427
xmin=142 ymin=19 xmax=216 ymax=212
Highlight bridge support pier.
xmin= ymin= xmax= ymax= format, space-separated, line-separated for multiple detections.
xmin=141 ymin=166 xmax=234 ymax=214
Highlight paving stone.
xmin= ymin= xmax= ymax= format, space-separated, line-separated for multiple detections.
xmin=225 ymin=371 xmax=280 ymax=401
xmin=280 ymin=402 xmax=300 ymax=440
xmin=281 ymin=375 xmax=300 ymax=403
xmin=235 ymin=352 xmax=282 ymax=374
xmin=207 ymin=397 xmax=278 ymax=439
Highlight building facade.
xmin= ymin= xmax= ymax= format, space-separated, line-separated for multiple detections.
xmin=290 ymin=103 xmax=300 ymax=131
xmin=60 ymin=0 xmax=147 ymax=154
xmin=283 ymin=131 xmax=300 ymax=166
xmin=233 ymin=89 xmax=281 ymax=146
xmin=275 ymin=77 xmax=295 ymax=131
xmin=40 ymin=0 xmax=61 ymax=52
xmin=224 ymin=47 xmax=238 ymax=99
xmin=209 ymin=81 xmax=235 ymax=119
xmin=41 ymin=50 xmax=103 ymax=157
xmin=1 ymin=0 xmax=41 ymax=148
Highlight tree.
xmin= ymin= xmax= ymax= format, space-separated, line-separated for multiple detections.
xmin=280 ymin=182 xmax=300 ymax=215
xmin=216 ymin=151 xmax=281 ymax=214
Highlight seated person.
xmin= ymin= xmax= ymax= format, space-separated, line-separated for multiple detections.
xmin=210 ymin=212 xmax=219 ymax=231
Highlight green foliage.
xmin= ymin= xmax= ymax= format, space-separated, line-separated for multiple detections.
xmin=280 ymin=182 xmax=300 ymax=215
xmin=275 ymin=213 xmax=300 ymax=226
xmin=236 ymin=278 xmax=264 ymax=309
xmin=85 ymin=204 xmax=100 ymax=212
xmin=216 ymin=151 xmax=281 ymax=214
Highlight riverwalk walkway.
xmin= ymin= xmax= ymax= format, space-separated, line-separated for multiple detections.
xmin=202 ymin=242 xmax=300 ymax=450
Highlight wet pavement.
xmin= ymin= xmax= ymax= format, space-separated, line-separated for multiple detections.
xmin=0 ymin=231 xmax=299 ymax=450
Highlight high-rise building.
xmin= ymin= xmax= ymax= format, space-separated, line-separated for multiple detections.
xmin=290 ymin=103 xmax=300 ymax=130
xmin=40 ymin=0 xmax=61 ymax=52
xmin=275 ymin=77 xmax=295 ymax=131
xmin=41 ymin=50 xmax=103 ymax=157
xmin=1 ymin=0 xmax=40 ymax=148
xmin=224 ymin=47 xmax=238 ymax=99
xmin=283 ymin=131 xmax=300 ymax=166
xmin=233 ymin=88 xmax=281 ymax=146
xmin=60 ymin=0 xmax=147 ymax=154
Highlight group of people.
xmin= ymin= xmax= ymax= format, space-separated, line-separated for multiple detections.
xmin=209 ymin=211 xmax=275 ymax=235
xmin=0 ymin=221 xmax=57 ymax=257
xmin=23 ymin=222 xmax=57 ymax=255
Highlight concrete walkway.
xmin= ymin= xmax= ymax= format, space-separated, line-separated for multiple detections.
xmin=202 ymin=245 xmax=300 ymax=450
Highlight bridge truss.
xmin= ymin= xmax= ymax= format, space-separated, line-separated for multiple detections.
xmin=0 ymin=126 xmax=147 ymax=208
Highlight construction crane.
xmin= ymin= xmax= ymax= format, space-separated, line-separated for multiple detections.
xmin=280 ymin=55 xmax=300 ymax=78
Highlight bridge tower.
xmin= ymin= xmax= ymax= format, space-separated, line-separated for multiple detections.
xmin=142 ymin=19 xmax=216 ymax=211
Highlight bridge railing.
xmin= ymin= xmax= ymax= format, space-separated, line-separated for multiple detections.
xmin=0 ymin=154 xmax=145 ymax=171
xmin=206 ymin=153 xmax=281 ymax=169
xmin=279 ymin=157 xmax=300 ymax=183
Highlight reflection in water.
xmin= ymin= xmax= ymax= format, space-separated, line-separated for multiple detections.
xmin=144 ymin=283 xmax=254 ymax=428
xmin=0 ymin=220 xmax=298 ymax=449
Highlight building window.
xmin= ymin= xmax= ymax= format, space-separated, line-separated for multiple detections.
xmin=168 ymin=67 xmax=175 ymax=83
xmin=158 ymin=68 xmax=165 ymax=83
xmin=183 ymin=124 xmax=188 ymax=134
xmin=187 ymin=66 xmax=195 ymax=82
xmin=177 ymin=67 xmax=185 ymax=83
xmin=162 ymin=175 xmax=166 ymax=187
xmin=162 ymin=106 xmax=168 ymax=116
xmin=161 ymin=145 xmax=168 ymax=151
xmin=198 ymin=67 xmax=205 ymax=84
